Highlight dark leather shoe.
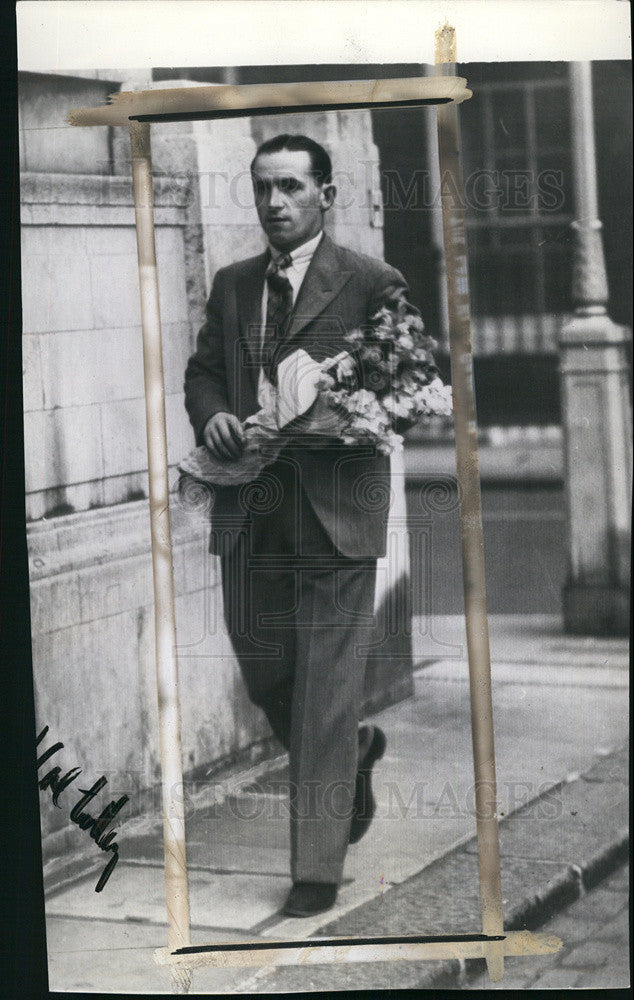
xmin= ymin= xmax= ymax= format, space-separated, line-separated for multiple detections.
xmin=349 ymin=725 xmax=387 ymax=844
xmin=282 ymin=881 xmax=338 ymax=917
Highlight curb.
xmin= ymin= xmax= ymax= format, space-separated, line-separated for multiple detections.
xmin=515 ymin=830 xmax=629 ymax=929
xmin=240 ymin=744 xmax=628 ymax=994
xmin=422 ymin=829 xmax=630 ymax=990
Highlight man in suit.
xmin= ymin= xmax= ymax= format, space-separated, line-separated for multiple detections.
xmin=184 ymin=134 xmax=411 ymax=917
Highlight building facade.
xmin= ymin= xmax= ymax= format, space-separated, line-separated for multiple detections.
xmin=20 ymin=63 xmax=631 ymax=841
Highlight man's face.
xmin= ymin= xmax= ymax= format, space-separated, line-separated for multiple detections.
xmin=251 ymin=149 xmax=335 ymax=251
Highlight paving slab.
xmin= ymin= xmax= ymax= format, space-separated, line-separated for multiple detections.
xmin=233 ymin=747 xmax=629 ymax=993
xmin=46 ymin=861 xmax=289 ymax=931
xmin=413 ymin=614 xmax=629 ymax=670
xmin=44 ymin=630 xmax=629 ymax=944
xmin=464 ymin=862 xmax=630 ymax=990
xmin=40 ymin=616 xmax=629 ymax=992
xmin=45 ymin=916 xmax=267 ymax=995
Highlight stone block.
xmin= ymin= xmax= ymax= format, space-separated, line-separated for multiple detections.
xmin=172 ymin=535 xmax=217 ymax=596
xmin=35 ymin=320 xmax=191 ymax=415
xmin=32 ymin=610 xmax=147 ymax=778
xmin=177 ymin=621 xmax=240 ymax=770
xmin=88 ymin=227 xmax=188 ymax=332
xmin=21 ymin=227 xmax=94 ymax=333
xmin=202 ymin=224 xmax=264 ymax=287
xmin=89 ymin=246 xmax=142 ymax=331
xmin=25 ymin=488 xmax=52 ymax=522
xmin=162 ymin=321 xmax=194 ymax=394
xmin=174 ymin=586 xmax=231 ymax=659
xmin=83 ymin=226 xmax=139 ymax=257
xmin=560 ymin=939 xmax=623 ymax=968
xmin=19 ymin=72 xmax=114 ymax=174
xmin=24 ymin=405 xmax=104 ymax=493
xmin=156 ymin=230 xmax=190 ymax=325
xmin=21 ymin=172 xmax=126 ymax=210
xmin=45 ymin=862 xmax=288 ymax=932
xmin=21 ymin=122 xmax=66 ymax=177
xmin=99 ymin=397 xmax=146 ymax=478
xmin=22 ymin=221 xmax=91 ymax=258
xmin=27 ymin=127 xmax=112 ymax=176
xmin=78 ymin=551 xmax=154 ymax=623
xmin=136 ymin=585 xmax=252 ymax=779
xmin=166 ymin=392 xmax=195 ymax=466
xmin=101 ymin=471 xmax=148 ymax=508
xmin=30 ymin=571 xmax=81 ymax=634
xmin=21 ymin=202 xmax=137 ymax=228
xmin=22 ymin=333 xmax=44 ymax=411
xmin=174 ymin=585 xmax=262 ymax=772
xmin=36 ymin=327 xmax=145 ymax=409
xmin=195 ymin=124 xmax=262 ymax=228
xmin=530 ymin=968 xmax=582 ymax=989
xmin=28 ymin=500 xmax=147 ymax=574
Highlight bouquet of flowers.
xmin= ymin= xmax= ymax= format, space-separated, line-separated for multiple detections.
xmin=178 ymin=296 xmax=453 ymax=488
xmin=316 ymin=297 xmax=452 ymax=453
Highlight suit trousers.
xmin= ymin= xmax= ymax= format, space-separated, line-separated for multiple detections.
xmin=219 ymin=452 xmax=378 ymax=884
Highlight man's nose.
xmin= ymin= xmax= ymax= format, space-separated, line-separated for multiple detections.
xmin=269 ymin=185 xmax=285 ymax=209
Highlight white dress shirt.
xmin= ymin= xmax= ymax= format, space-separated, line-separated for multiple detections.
xmin=257 ymin=230 xmax=324 ymax=407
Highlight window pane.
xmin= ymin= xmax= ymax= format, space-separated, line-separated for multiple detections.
xmin=536 ymin=154 xmax=573 ymax=216
xmin=469 ymin=252 xmax=540 ymax=315
xmin=490 ymin=90 xmax=527 ymax=150
xmin=543 ymin=242 xmax=574 ymax=311
xmin=534 ymin=86 xmax=571 ymax=149
xmin=496 ymin=227 xmax=535 ymax=247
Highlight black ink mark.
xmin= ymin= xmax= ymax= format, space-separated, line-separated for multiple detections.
xmin=36 ymin=726 xmax=129 ymax=892
xmin=37 ymin=725 xmax=82 ymax=806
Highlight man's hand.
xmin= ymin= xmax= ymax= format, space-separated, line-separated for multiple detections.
xmin=203 ymin=412 xmax=244 ymax=460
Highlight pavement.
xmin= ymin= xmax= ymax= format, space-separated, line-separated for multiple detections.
xmin=460 ymin=861 xmax=630 ymax=990
xmin=42 ymin=613 xmax=629 ymax=994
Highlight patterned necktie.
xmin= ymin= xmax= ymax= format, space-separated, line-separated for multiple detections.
xmin=263 ymin=253 xmax=293 ymax=383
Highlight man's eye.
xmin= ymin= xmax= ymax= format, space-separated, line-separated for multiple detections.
xmin=280 ymin=178 xmax=300 ymax=192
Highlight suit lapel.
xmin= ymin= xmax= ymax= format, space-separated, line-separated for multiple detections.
xmin=285 ymin=235 xmax=354 ymax=341
xmin=236 ymin=253 xmax=268 ymax=394
xmin=234 ymin=237 xmax=354 ymax=396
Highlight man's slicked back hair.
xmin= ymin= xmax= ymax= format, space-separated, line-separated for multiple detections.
xmin=251 ymin=134 xmax=333 ymax=185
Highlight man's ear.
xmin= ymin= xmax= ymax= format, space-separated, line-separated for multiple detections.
xmin=320 ymin=183 xmax=337 ymax=212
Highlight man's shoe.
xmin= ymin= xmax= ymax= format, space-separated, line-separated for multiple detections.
xmin=349 ymin=725 xmax=387 ymax=844
xmin=282 ymin=881 xmax=338 ymax=917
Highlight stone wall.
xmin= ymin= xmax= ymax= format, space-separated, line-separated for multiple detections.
xmin=21 ymin=171 xmax=194 ymax=520
xmin=21 ymin=75 xmax=412 ymax=841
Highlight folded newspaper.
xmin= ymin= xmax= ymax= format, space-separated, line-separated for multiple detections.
xmin=178 ymin=301 xmax=453 ymax=489
xmin=178 ymin=349 xmax=346 ymax=487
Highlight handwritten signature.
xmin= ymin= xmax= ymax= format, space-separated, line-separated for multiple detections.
xmin=37 ymin=726 xmax=129 ymax=892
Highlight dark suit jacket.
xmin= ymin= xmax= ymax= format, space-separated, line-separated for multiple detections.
xmin=184 ymin=234 xmax=410 ymax=558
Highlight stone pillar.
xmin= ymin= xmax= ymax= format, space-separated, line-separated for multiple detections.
xmin=112 ymin=79 xmax=264 ymax=305
xmin=424 ymin=65 xmax=450 ymax=347
xmin=558 ymin=62 xmax=632 ymax=635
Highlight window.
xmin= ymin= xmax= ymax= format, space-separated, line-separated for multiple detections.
xmin=460 ymin=69 xmax=574 ymax=353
